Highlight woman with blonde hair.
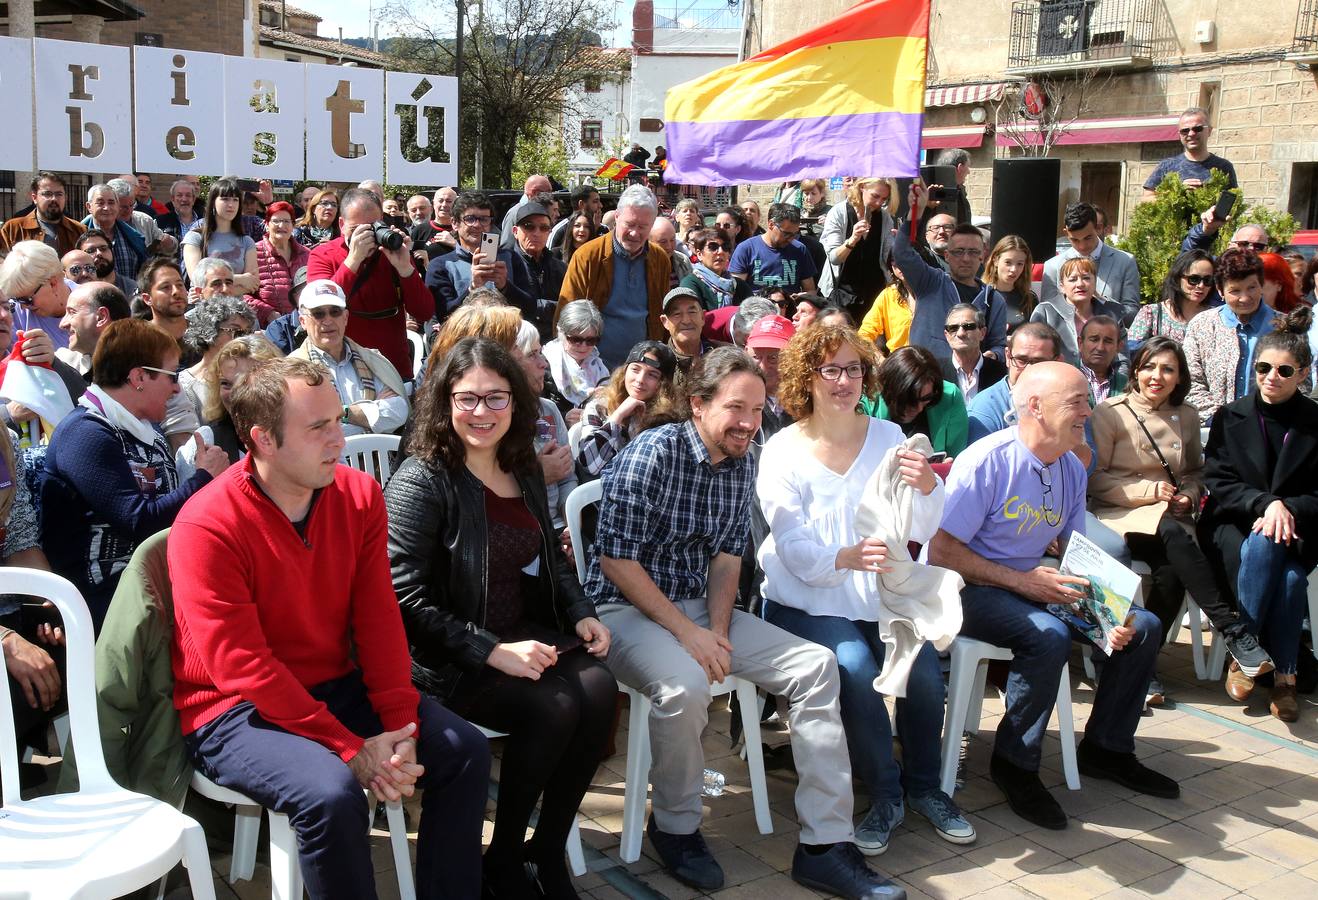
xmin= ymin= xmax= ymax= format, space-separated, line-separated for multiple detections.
xmin=292 ymin=188 xmax=341 ymax=249
xmin=819 ymin=177 xmax=897 ymax=310
xmin=176 ymin=333 xmax=283 ymax=476
xmin=426 ymin=304 xmax=523 ymax=373
xmin=1030 ymin=256 xmax=1124 ymax=365
xmin=799 ymin=178 xmax=832 ymax=219
xmin=983 ymin=235 xmax=1037 ymax=335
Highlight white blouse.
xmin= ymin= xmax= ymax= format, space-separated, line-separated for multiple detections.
xmin=757 ymin=417 xmax=945 ymax=622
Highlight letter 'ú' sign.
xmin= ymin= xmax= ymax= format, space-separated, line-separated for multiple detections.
xmin=3 ymin=37 xmax=458 ymax=183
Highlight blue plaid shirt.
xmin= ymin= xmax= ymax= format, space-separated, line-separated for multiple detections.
xmin=585 ymin=419 xmax=755 ymax=607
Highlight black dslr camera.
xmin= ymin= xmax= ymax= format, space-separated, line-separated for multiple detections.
xmin=372 ymin=221 xmax=404 ymax=251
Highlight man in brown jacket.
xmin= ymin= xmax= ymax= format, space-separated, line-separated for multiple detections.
xmin=556 ymin=184 xmax=672 ymax=369
xmin=0 ymin=173 xmax=86 ymax=257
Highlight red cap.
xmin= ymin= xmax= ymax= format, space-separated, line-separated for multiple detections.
xmin=746 ymin=314 xmax=795 ymax=350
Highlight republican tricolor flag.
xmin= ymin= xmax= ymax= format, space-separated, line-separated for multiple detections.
xmin=664 ymin=0 xmax=930 ymax=184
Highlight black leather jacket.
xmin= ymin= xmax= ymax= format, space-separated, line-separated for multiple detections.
xmin=384 ymin=456 xmax=595 ymax=699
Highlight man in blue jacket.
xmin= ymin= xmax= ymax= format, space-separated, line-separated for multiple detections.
xmin=424 ymin=191 xmax=535 ymax=328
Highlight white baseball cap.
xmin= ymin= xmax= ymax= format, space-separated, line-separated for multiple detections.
xmin=300 ymin=279 xmax=346 ymax=309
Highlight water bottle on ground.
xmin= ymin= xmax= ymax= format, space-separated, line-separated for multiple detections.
xmin=702 ymin=768 xmax=725 ymax=797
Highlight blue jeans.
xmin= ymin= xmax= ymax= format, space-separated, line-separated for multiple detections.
xmin=186 ymin=670 xmax=491 ymax=900
xmin=764 ymin=601 xmax=943 ymax=801
xmin=1236 ymin=531 xmax=1313 ymax=675
xmin=959 ymin=585 xmax=1161 ymax=771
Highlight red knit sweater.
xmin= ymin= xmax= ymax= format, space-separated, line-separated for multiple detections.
xmin=169 ymin=457 xmax=419 ymax=760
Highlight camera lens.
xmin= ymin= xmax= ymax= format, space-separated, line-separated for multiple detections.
xmin=372 ymin=221 xmax=404 ymax=251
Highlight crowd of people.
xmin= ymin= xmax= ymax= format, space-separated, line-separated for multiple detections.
xmin=1 ymin=105 xmax=1315 ymax=900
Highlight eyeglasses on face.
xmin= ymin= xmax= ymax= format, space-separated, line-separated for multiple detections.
xmin=139 ymin=365 xmax=180 ymax=383
xmin=1233 ymin=240 xmax=1268 ymax=252
xmin=813 ymin=363 xmax=868 ymax=382
xmin=452 ymin=390 xmax=511 ymax=411
xmin=37 ymin=190 xmax=65 ymax=200
xmin=1179 ymin=124 xmax=1207 ymax=136
xmin=927 ymin=223 xmax=955 ymax=234
xmin=518 ymin=223 xmax=551 ymax=233
xmin=944 ymin=322 xmax=980 ymax=334
xmin=461 ymin=214 xmax=493 ymax=225
xmin=1182 ymin=274 xmax=1213 ymax=287
xmin=304 ymin=306 xmax=345 ymax=320
xmin=317 ymin=200 xmax=339 ymax=208
xmin=66 ymin=264 xmax=96 ymax=278
xmin=565 ymin=333 xmax=599 ymax=346
xmin=1008 ymin=353 xmax=1051 ymax=369
xmin=945 ymin=248 xmax=982 ymax=259
xmin=702 ymin=241 xmax=728 ymax=252
xmin=1255 ymin=361 xmax=1298 ymax=378
xmin=84 ymin=243 xmax=112 ymax=255
xmin=217 ymin=325 xmax=252 ymax=338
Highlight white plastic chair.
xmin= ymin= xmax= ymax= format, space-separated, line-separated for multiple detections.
xmin=474 ymin=726 xmax=588 ymax=877
xmin=343 ymin=432 xmax=403 ymax=486
xmin=563 ymin=482 xmax=773 ymax=865
xmin=939 ymin=636 xmax=1081 ymax=798
xmin=407 ymin=330 xmax=425 ymax=379
xmin=0 ymin=569 xmax=217 ymax=900
xmin=189 ymin=771 xmax=415 ymax=900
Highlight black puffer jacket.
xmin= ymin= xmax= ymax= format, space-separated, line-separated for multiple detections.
xmin=383 ymin=456 xmax=595 ymax=700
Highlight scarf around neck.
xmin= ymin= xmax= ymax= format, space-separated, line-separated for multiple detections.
xmin=692 ymin=264 xmax=737 ymax=309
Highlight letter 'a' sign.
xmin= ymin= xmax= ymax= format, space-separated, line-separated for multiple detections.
xmin=3 ymin=37 xmax=458 ymax=183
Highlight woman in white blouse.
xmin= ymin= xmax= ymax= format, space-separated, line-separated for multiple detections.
xmin=758 ymin=323 xmax=974 ymax=856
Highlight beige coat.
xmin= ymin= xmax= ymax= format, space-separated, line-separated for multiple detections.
xmin=1088 ymin=391 xmax=1204 ymax=536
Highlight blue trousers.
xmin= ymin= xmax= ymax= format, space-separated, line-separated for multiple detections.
xmin=186 ymin=670 xmax=491 ymax=900
xmin=1236 ymin=531 xmax=1313 ymax=675
xmin=765 ymin=602 xmax=943 ymax=801
xmin=959 ymin=585 xmax=1161 ymax=770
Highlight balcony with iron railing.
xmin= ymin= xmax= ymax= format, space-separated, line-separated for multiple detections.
xmin=1288 ymin=0 xmax=1318 ymax=63
xmin=1006 ymin=0 xmax=1158 ymax=75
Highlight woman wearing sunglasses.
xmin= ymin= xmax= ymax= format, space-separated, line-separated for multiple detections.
xmin=679 ymin=227 xmax=749 ymax=310
xmin=1127 ymin=250 xmax=1219 ymax=354
xmin=864 ymin=346 xmax=968 ymax=458
xmin=385 ymin=337 xmax=616 ymax=898
xmin=543 ymin=299 xmax=610 ymax=425
xmin=1199 ymin=307 xmax=1318 ymax=722
xmin=575 ymin=340 xmax=681 ymax=478
xmin=42 ymin=319 xmax=229 ymax=629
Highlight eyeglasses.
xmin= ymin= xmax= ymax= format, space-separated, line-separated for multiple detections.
xmin=1179 ymin=124 xmax=1207 ymax=136
xmin=702 ymin=241 xmax=728 ymax=252
xmin=139 ymin=365 xmax=180 ymax=383
xmin=66 ymin=264 xmax=96 ymax=278
xmin=217 ymin=325 xmax=252 ymax=338
xmin=1233 ymin=240 xmax=1268 ymax=252
xmin=452 ymin=390 xmax=511 ymax=411
xmin=83 ymin=243 xmax=112 ymax=255
xmin=1035 ymin=465 xmax=1055 ymax=514
xmin=927 ymin=223 xmax=955 ymax=233
xmin=37 ymin=190 xmax=64 ymax=200
xmin=316 ymin=200 xmax=339 ymax=208
xmin=944 ymin=322 xmax=979 ymax=334
xmin=1255 ymin=361 xmax=1298 ymax=378
xmin=518 ymin=222 xmax=551 ymax=233
xmin=1182 ymin=274 xmax=1213 ymax=287
xmin=813 ymin=363 xmax=868 ymax=382
xmin=1008 ymin=353 xmax=1052 ymax=369
xmin=565 ymin=333 xmax=599 ymax=346
xmin=945 ymin=248 xmax=982 ymax=258
xmin=461 ymin=214 xmax=493 ymax=225
xmin=304 ymin=306 xmax=346 ymax=320
xmin=774 ymin=225 xmax=800 ymax=239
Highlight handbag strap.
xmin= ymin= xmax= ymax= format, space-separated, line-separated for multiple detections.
xmin=1119 ymin=399 xmax=1179 ymax=489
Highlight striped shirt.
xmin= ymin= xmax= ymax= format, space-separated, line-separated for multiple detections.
xmin=585 ymin=419 xmax=755 ymax=607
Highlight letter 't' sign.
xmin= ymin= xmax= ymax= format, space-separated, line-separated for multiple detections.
xmin=34 ymin=38 xmax=132 ymax=173
xmin=305 ymin=65 xmax=383 ymax=183
xmin=133 ymin=46 xmax=225 ymax=175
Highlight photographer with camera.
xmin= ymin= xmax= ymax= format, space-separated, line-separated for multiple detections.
xmin=305 ymin=187 xmax=433 ymax=381
xmin=425 ymin=191 xmax=537 ymax=330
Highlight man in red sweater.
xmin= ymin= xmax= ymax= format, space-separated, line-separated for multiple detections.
xmin=306 ymin=187 xmax=432 ymax=379
xmin=170 ymin=356 xmax=488 ymax=900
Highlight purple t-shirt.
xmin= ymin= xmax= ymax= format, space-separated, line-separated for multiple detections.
xmin=940 ymin=427 xmax=1086 ymax=571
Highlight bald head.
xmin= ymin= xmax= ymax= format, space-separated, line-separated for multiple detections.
xmin=524 ymin=175 xmax=552 ymax=198
xmin=1231 ymin=223 xmax=1269 ymax=248
xmin=1013 ymin=362 xmax=1091 ymax=459
xmin=649 ymin=217 xmax=677 ymax=254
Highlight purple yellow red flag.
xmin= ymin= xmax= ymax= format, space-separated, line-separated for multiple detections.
xmin=594 ymin=158 xmax=637 ymax=180
xmin=664 ymin=0 xmax=929 ymax=184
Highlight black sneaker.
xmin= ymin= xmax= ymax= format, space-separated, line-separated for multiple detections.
xmin=646 ymin=815 xmax=724 ymax=891
xmin=791 ymin=842 xmax=906 ymax=899
xmin=989 ymin=753 xmax=1067 ymax=830
xmin=1224 ymin=631 xmax=1275 ymax=678
xmin=1077 ymin=739 xmax=1179 ymax=799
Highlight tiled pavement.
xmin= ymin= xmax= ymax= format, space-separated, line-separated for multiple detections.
xmin=123 ymin=632 xmax=1318 ymax=899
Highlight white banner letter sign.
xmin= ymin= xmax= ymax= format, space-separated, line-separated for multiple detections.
xmin=133 ymin=46 xmax=226 ymax=175
xmin=34 ymin=38 xmax=132 ymax=173
xmin=0 ymin=37 xmax=34 ymax=171
xmin=305 ymin=65 xmax=383 ymax=183
xmin=385 ymin=72 xmax=458 ymax=186
xmin=223 ymin=56 xmax=307 ymax=180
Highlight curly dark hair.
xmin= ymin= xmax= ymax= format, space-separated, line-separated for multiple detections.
xmin=407 ymin=337 xmax=539 ymax=475
xmin=1215 ymin=246 xmax=1264 ymax=290
xmin=777 ymin=324 xmax=880 ymax=421
xmin=1130 ymin=336 xmax=1192 ymax=408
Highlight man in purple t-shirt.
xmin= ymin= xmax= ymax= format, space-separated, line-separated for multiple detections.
xmin=930 ymin=363 xmax=1176 ymax=831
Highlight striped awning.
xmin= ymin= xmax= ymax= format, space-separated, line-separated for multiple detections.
xmin=995 ymin=115 xmax=1181 ymax=147
xmin=921 ymin=125 xmax=987 ymax=150
xmin=925 ymin=82 xmax=1010 ymax=108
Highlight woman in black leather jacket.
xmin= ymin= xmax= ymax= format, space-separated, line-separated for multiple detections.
xmin=384 ymin=337 xmax=616 ymax=900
